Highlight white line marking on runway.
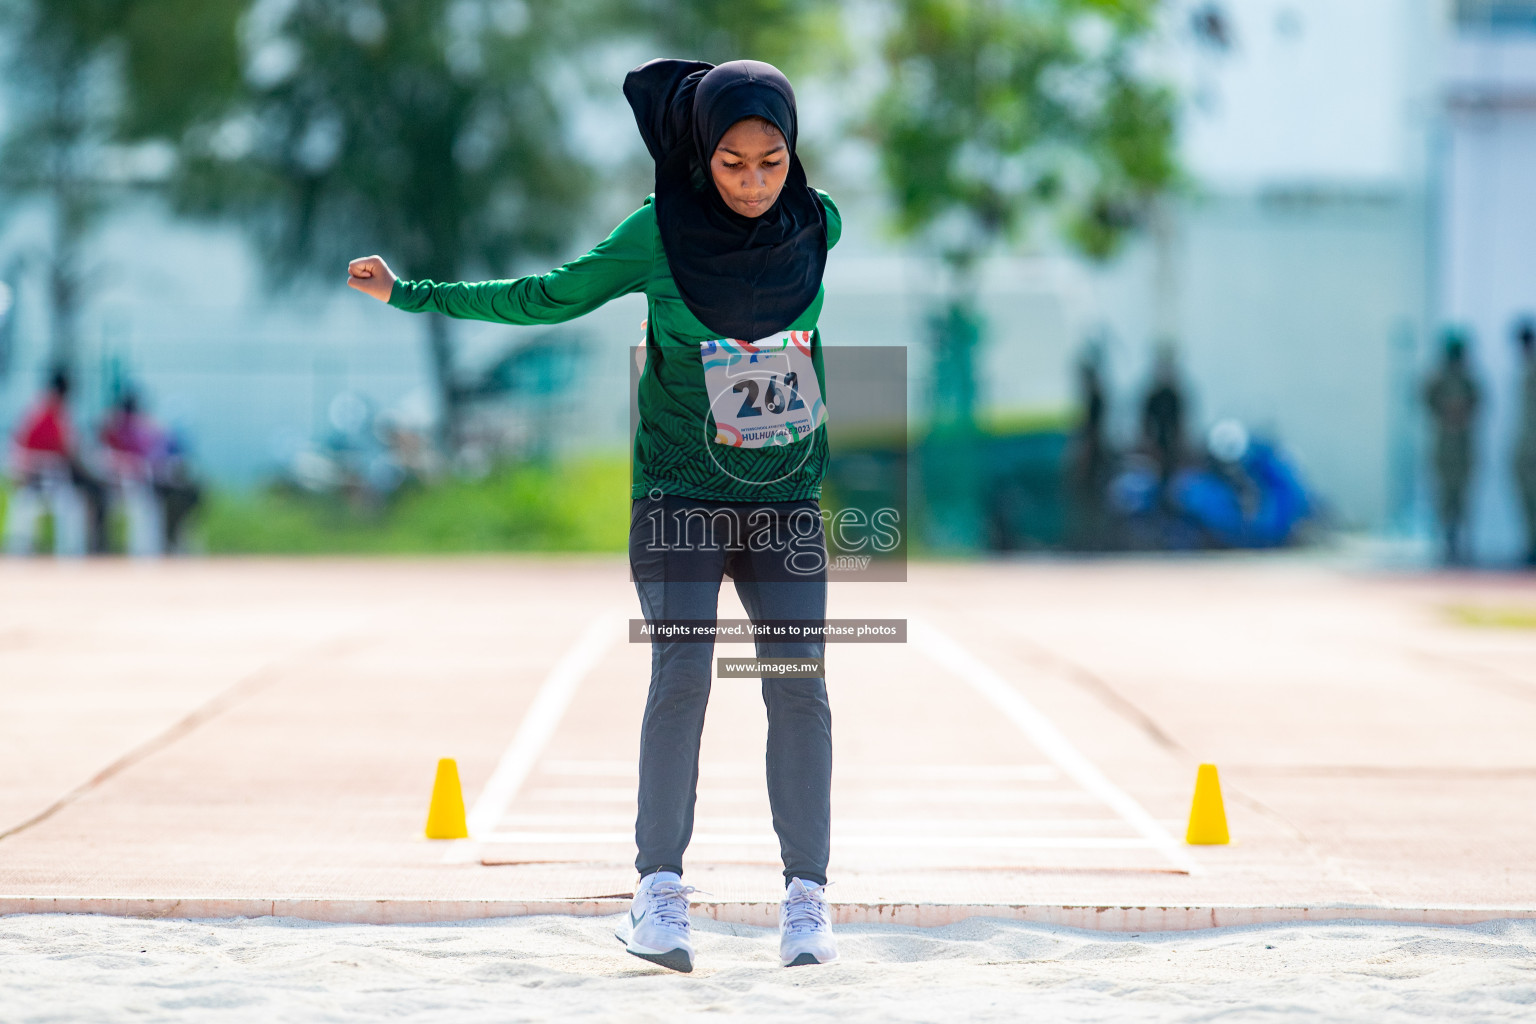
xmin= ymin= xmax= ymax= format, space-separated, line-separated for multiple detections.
xmin=498 ymin=814 xmax=1148 ymax=832
xmin=538 ymin=759 xmax=1061 ymax=782
xmin=909 ymin=617 xmax=1200 ymax=875
xmin=478 ymin=831 xmax=1157 ymax=850
xmin=862 ymin=790 xmax=1099 ymax=805
xmin=462 ymin=613 xmax=1190 ymax=869
xmin=526 ymin=786 xmax=765 ymax=803
xmin=537 ymin=760 xmax=648 ymax=777
xmin=452 ymin=612 xmax=624 ymax=855
xmin=524 ymin=787 xmax=644 ymax=803
xmin=522 ymin=786 xmax=1100 ymax=805
xmin=837 ymin=764 xmax=1062 ymax=782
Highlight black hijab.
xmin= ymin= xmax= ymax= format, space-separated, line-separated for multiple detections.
xmin=624 ymin=58 xmax=828 ymax=341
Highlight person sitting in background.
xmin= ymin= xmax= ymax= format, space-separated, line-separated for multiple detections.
xmin=99 ymin=391 xmax=155 ymax=466
xmin=1425 ymin=331 xmax=1481 ymax=566
xmin=99 ymin=390 xmax=165 ymax=557
xmin=98 ymin=391 xmax=204 ymax=554
xmin=5 ymin=370 xmax=103 ymax=555
xmin=151 ymin=425 xmax=202 ymax=554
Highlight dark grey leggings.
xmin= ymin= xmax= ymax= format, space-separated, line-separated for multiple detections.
xmin=629 ymin=494 xmax=831 ymax=886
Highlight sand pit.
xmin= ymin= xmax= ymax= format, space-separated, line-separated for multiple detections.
xmin=2 ymin=913 xmax=1533 ymax=1022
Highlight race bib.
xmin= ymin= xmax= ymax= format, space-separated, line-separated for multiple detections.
xmin=701 ymin=332 xmax=827 ymax=448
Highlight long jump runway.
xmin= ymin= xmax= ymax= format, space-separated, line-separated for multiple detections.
xmin=1 ymin=557 xmax=1535 ymax=930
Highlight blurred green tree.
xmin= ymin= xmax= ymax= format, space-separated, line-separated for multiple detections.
xmin=869 ymin=0 xmax=1177 ymax=418
xmin=101 ymin=0 xmax=596 ymax=449
xmin=613 ymin=0 xmax=844 ymax=69
xmin=0 ymin=0 xmax=238 ymax=380
xmin=0 ymin=0 xmax=124 ymax=376
xmin=867 ymin=0 xmax=1177 ymax=547
xmin=2 ymin=0 xmax=847 ymax=444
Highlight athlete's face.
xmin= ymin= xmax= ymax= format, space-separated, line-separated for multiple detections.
xmin=710 ymin=118 xmax=788 ymax=218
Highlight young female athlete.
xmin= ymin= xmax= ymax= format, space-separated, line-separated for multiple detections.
xmin=347 ymin=58 xmax=838 ymax=973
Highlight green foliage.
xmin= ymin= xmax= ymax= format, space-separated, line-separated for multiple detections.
xmin=112 ymin=0 xmax=246 ymax=140
xmin=85 ymin=0 xmax=606 ymax=446
xmin=1446 ymin=604 xmax=1536 ymax=630
xmin=868 ymin=0 xmax=1178 ymax=268
xmin=158 ymin=0 xmax=595 ymax=287
xmin=198 ymin=454 xmax=631 ymax=554
xmin=975 ymin=405 xmax=1073 ymax=435
xmin=0 ymin=0 xmax=129 ymax=370
xmin=613 ymin=0 xmax=845 ymax=72
xmin=63 ymin=0 xmax=849 ymax=283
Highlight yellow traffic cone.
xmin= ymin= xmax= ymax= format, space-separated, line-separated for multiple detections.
xmin=424 ymin=758 xmax=469 ymax=839
xmin=1185 ymin=763 xmax=1230 ymax=845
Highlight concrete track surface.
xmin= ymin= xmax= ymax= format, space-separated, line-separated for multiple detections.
xmin=1 ymin=557 xmax=1533 ymax=930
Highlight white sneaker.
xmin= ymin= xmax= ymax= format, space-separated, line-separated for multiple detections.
xmin=615 ymin=871 xmax=696 ymax=973
xmin=779 ymin=877 xmax=837 ymax=967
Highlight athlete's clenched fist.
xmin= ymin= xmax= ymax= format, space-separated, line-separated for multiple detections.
xmin=347 ymin=255 xmax=397 ymax=302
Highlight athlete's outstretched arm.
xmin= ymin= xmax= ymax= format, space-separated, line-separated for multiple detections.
xmin=346 ymin=205 xmax=654 ymax=327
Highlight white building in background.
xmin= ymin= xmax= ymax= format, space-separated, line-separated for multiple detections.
xmin=821 ymin=0 xmax=1441 ymax=537
xmin=1074 ymin=0 xmax=1439 ymax=537
xmin=0 ymin=0 xmax=1529 ymax=561
xmin=875 ymin=0 xmax=1530 ymax=558
xmin=1165 ymin=0 xmax=1536 ymax=563
xmin=1437 ymin=3 xmax=1536 ymax=562
xmin=1163 ymin=0 xmax=1536 ymax=561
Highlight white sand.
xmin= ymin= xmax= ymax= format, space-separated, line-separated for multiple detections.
xmin=2 ymin=913 xmax=1534 ymax=1022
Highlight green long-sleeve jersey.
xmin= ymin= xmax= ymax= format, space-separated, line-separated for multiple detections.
xmin=389 ymin=192 xmax=841 ymax=502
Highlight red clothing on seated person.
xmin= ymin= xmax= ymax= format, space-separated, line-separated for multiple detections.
xmin=9 ymin=397 xmax=79 ymax=481
xmin=16 ymin=396 xmax=73 ymax=451
xmin=16 ymin=398 xmax=73 ymax=456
